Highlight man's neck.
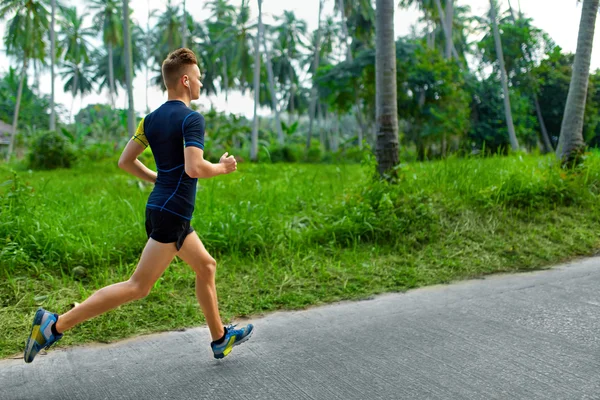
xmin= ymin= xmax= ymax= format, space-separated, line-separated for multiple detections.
xmin=167 ymin=92 xmax=191 ymax=107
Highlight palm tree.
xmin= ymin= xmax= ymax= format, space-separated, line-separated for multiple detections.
xmin=59 ymin=6 xmax=95 ymax=121
xmin=205 ymin=0 xmax=237 ymax=98
xmin=556 ymin=0 xmax=599 ymax=162
xmin=0 ymin=0 xmax=49 ymax=161
xmin=271 ymin=10 xmax=307 ymax=122
xmin=251 ymin=0 xmax=262 ymax=161
xmin=144 ymin=2 xmax=157 ymax=112
xmin=88 ymin=0 xmax=122 ymax=106
xmin=375 ymin=0 xmax=399 ymax=178
xmin=231 ymin=0 xmax=254 ymax=91
xmin=122 ymin=0 xmax=135 ymax=137
xmin=262 ymin=25 xmax=284 ymax=145
xmin=307 ymin=0 xmax=324 ymax=150
xmin=150 ymin=0 xmax=183 ymax=91
xmin=49 ymin=0 xmax=56 ymax=130
xmin=60 ymin=61 xmax=95 ymax=118
xmin=503 ymin=6 xmax=553 ymax=153
xmin=399 ymin=0 xmax=462 ymax=59
xmin=93 ymin=23 xmax=144 ymax=94
xmin=489 ymin=0 xmax=519 ymax=151
xmin=334 ymin=0 xmax=374 ymax=147
xmin=181 ymin=0 xmax=187 ymax=48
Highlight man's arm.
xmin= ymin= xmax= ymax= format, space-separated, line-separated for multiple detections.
xmin=182 ymin=112 xmax=236 ymax=178
xmin=184 ymin=147 xmax=236 ymax=178
xmin=118 ymin=139 xmax=157 ymax=183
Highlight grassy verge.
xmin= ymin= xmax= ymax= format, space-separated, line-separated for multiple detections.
xmin=2 ymin=153 xmax=600 ymax=358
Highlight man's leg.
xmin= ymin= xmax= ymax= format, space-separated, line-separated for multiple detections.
xmin=176 ymin=231 xmax=254 ymax=359
xmin=55 ymin=238 xmax=178 ymax=333
xmin=176 ymin=231 xmax=224 ymax=341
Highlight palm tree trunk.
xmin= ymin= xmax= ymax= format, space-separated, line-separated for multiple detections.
xmin=145 ymin=0 xmax=151 ymax=112
xmin=182 ymin=0 xmax=187 ymax=48
xmin=251 ymin=0 xmax=263 ymax=161
xmin=534 ymin=88 xmax=553 ymax=154
xmin=489 ymin=0 xmax=519 ymax=151
xmin=7 ymin=58 xmax=28 ymax=162
xmin=123 ymin=0 xmax=136 ymax=137
xmin=221 ymin=56 xmax=229 ymax=100
xmin=433 ymin=0 xmax=461 ymax=62
xmin=556 ymin=0 xmax=599 ymax=162
xmin=338 ymin=0 xmax=367 ymax=148
xmin=307 ymin=0 xmax=324 ymax=150
xmin=375 ymin=0 xmax=399 ymax=178
xmin=332 ymin=114 xmax=340 ymax=152
xmin=69 ymin=72 xmax=79 ymax=122
xmin=338 ymin=0 xmax=351 ymax=61
xmin=262 ymin=32 xmax=284 ymax=145
xmin=507 ymin=0 xmax=517 ymax=20
xmin=50 ymin=0 xmax=56 ymax=131
xmin=289 ymin=84 xmax=295 ymax=119
xmin=444 ymin=0 xmax=454 ymax=60
xmin=441 ymin=0 xmax=454 ymax=157
xmin=505 ymin=1 xmax=550 ymax=154
xmin=108 ymin=43 xmax=116 ymax=107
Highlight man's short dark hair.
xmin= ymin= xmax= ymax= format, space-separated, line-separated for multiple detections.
xmin=162 ymin=48 xmax=198 ymax=89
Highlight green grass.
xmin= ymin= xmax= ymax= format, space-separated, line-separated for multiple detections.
xmin=2 ymin=152 xmax=600 ymax=359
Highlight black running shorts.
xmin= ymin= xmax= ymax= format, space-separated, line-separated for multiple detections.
xmin=145 ymin=208 xmax=194 ymax=250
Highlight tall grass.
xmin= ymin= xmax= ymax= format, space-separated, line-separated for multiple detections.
xmin=2 ymin=151 xmax=600 ymax=358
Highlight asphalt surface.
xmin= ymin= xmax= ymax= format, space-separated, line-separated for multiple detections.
xmin=2 ymin=257 xmax=600 ymax=399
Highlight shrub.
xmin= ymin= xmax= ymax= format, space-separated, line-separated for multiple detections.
xmin=27 ymin=130 xmax=77 ymax=170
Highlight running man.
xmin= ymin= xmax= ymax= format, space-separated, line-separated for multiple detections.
xmin=24 ymin=48 xmax=254 ymax=363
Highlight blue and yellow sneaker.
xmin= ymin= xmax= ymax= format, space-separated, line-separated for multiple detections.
xmin=211 ymin=323 xmax=254 ymax=359
xmin=24 ymin=308 xmax=63 ymax=363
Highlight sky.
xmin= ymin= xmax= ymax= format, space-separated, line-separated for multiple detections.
xmin=0 ymin=0 xmax=597 ymax=120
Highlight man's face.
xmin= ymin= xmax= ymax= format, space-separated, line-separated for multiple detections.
xmin=185 ymin=64 xmax=203 ymax=100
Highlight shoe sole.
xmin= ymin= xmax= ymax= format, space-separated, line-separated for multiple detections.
xmin=24 ymin=308 xmax=45 ymax=363
xmin=213 ymin=327 xmax=254 ymax=360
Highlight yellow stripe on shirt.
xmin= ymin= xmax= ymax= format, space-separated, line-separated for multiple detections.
xmin=131 ymin=117 xmax=149 ymax=147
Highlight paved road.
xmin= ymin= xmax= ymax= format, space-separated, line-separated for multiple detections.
xmin=2 ymin=258 xmax=600 ymax=399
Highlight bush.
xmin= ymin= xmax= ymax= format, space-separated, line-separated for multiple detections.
xmin=27 ymin=130 xmax=77 ymax=170
xmin=268 ymin=144 xmax=302 ymax=163
xmin=304 ymin=142 xmax=322 ymax=163
xmin=81 ymin=142 xmax=118 ymax=162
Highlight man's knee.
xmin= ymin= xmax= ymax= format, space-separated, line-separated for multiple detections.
xmin=195 ymin=257 xmax=217 ymax=281
xmin=127 ymin=280 xmax=152 ymax=300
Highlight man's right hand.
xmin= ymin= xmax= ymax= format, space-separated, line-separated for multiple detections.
xmin=219 ymin=152 xmax=237 ymax=174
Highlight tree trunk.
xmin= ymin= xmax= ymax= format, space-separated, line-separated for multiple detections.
xmin=123 ymin=0 xmax=136 ymax=137
xmin=444 ymin=0 xmax=454 ymax=60
xmin=146 ymin=1 xmax=150 ymax=113
xmin=505 ymin=0 xmax=550 ymax=154
xmin=307 ymin=0 xmax=324 ymax=150
xmin=108 ymin=43 xmax=116 ymax=106
xmin=332 ymin=114 xmax=340 ymax=152
xmin=289 ymin=83 xmax=295 ymax=121
xmin=262 ymin=31 xmax=284 ymax=145
xmin=7 ymin=58 xmax=28 ymax=162
xmin=182 ymin=0 xmax=187 ymax=48
xmin=556 ymin=0 xmax=599 ymax=162
xmin=375 ymin=0 xmax=399 ymax=178
xmin=490 ymin=0 xmax=519 ymax=151
xmin=338 ymin=0 xmax=352 ymax=61
xmin=338 ymin=0 xmax=367 ymax=148
xmin=507 ymin=0 xmax=517 ymax=20
xmin=221 ymin=56 xmax=229 ymax=100
xmin=69 ymin=71 xmax=79 ymax=122
xmin=251 ymin=0 xmax=263 ymax=161
xmin=534 ymin=93 xmax=553 ymax=153
xmin=433 ymin=0 xmax=461 ymax=62
xmin=50 ymin=0 xmax=56 ymax=131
